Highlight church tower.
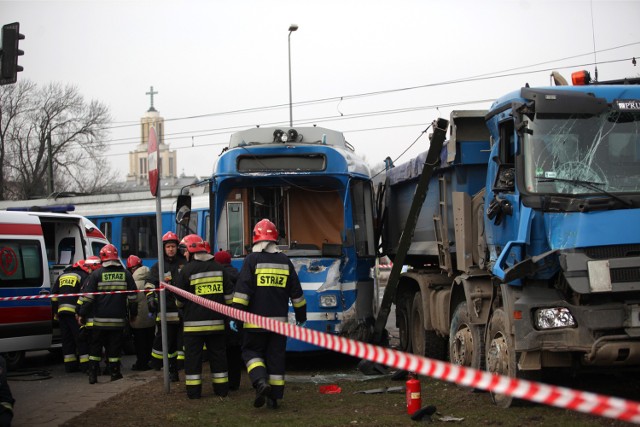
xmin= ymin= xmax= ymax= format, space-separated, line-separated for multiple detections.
xmin=127 ymin=86 xmax=177 ymax=184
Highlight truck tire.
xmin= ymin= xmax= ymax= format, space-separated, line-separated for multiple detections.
xmin=485 ymin=308 xmax=516 ymax=407
xmin=410 ymin=292 xmax=446 ymax=360
xmin=449 ymin=302 xmax=485 ymax=378
xmin=396 ymin=296 xmax=412 ymax=353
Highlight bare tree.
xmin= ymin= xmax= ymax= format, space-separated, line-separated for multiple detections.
xmin=0 ymin=80 xmax=37 ymax=200
xmin=0 ymin=80 xmax=113 ymax=200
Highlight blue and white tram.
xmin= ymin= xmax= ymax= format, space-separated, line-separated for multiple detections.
xmin=180 ymin=126 xmax=378 ymax=351
xmin=70 ymin=189 xmax=210 ymax=267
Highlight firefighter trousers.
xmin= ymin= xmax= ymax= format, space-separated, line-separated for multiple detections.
xmin=184 ymin=333 xmax=228 ymax=398
xmin=151 ymin=321 xmax=181 ymax=369
xmin=89 ymin=328 xmax=123 ymax=369
xmin=59 ymin=314 xmax=80 ymax=371
xmin=242 ymin=331 xmax=287 ymax=400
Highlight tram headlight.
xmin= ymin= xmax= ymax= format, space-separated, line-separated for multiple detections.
xmin=319 ymin=294 xmax=337 ymax=308
xmin=534 ymin=307 xmax=576 ymax=329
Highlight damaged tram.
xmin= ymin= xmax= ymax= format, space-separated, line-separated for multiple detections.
xmin=177 ymin=126 xmax=377 ymax=351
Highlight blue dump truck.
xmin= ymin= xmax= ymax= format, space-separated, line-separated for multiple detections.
xmin=379 ymin=71 xmax=640 ymax=407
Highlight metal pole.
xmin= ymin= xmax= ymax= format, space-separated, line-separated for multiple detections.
xmin=288 ymin=24 xmax=298 ymax=127
xmin=155 ymin=147 xmax=170 ymax=393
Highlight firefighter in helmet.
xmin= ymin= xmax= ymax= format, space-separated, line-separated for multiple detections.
xmin=77 ymin=244 xmax=138 ymax=384
xmin=232 ymin=219 xmax=306 ymax=409
xmin=76 ymin=255 xmax=102 ymax=373
xmin=144 ymin=231 xmax=186 ymax=381
xmin=175 ymin=234 xmax=232 ymax=399
xmin=52 ymin=259 xmax=91 ymax=373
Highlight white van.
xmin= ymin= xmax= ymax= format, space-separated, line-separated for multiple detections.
xmin=0 ymin=210 xmax=110 ymax=368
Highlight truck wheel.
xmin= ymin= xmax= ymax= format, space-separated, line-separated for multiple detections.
xmin=485 ymin=308 xmax=516 ymax=407
xmin=411 ymin=292 xmax=446 ymax=360
xmin=449 ymin=302 xmax=485 ymax=377
xmin=396 ymin=296 xmax=412 ymax=352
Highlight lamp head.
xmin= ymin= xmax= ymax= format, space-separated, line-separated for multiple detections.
xmin=288 ymin=24 xmax=298 ymax=32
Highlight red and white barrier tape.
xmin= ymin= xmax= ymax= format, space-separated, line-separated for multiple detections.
xmin=163 ymin=281 xmax=640 ymax=424
xmin=0 ymin=288 xmax=156 ymax=301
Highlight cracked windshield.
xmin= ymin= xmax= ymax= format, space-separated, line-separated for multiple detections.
xmin=524 ymin=107 xmax=640 ymax=195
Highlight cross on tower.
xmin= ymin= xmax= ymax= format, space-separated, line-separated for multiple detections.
xmin=146 ymin=86 xmax=158 ymax=111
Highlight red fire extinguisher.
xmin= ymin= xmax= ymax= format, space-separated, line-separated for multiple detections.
xmin=406 ymin=373 xmax=422 ymax=415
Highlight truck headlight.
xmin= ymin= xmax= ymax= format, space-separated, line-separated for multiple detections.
xmin=535 ymin=307 xmax=576 ymax=329
xmin=319 ymin=294 xmax=337 ymax=308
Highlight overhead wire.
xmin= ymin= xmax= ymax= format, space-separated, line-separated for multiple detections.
xmin=41 ymin=47 xmax=640 ymax=169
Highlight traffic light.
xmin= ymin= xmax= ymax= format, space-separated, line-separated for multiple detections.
xmin=1 ymin=22 xmax=25 ymax=85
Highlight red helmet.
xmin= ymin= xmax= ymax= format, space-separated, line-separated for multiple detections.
xmin=85 ymin=255 xmax=102 ymax=271
xmin=126 ymin=255 xmax=142 ymax=270
xmin=214 ymin=250 xmax=231 ymax=265
xmin=253 ymin=219 xmax=278 ymax=243
xmin=203 ymin=241 xmax=211 ymax=254
xmin=73 ymin=259 xmax=90 ymax=273
xmin=162 ymin=231 xmax=179 ymax=246
xmin=179 ymin=234 xmax=207 ymax=254
xmin=99 ymin=244 xmax=119 ymax=262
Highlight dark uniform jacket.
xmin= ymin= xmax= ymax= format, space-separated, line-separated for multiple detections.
xmin=233 ymin=251 xmax=306 ymax=330
xmin=176 ymin=255 xmax=233 ymax=334
xmin=145 ymin=254 xmax=185 ymax=323
xmin=52 ymin=265 xmax=88 ymax=316
xmin=78 ymin=263 xmax=138 ymax=329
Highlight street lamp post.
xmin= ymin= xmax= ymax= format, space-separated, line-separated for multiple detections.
xmin=288 ymin=24 xmax=298 ymax=127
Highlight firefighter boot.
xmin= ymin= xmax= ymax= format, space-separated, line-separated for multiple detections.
xmin=110 ymin=363 xmax=123 ymax=382
xmin=253 ymin=378 xmax=271 ymax=408
xmin=169 ymin=360 xmax=179 ymax=382
xmin=266 ymin=397 xmax=278 ymax=409
xmin=88 ymin=362 xmax=99 ymax=384
xmin=186 ymin=385 xmax=202 ymax=400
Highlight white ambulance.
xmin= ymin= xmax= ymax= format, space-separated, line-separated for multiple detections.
xmin=0 ymin=209 xmax=110 ymax=368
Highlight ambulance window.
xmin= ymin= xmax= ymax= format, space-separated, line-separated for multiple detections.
xmin=0 ymin=240 xmax=44 ymax=288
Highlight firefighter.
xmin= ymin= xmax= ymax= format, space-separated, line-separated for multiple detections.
xmin=52 ymin=259 xmax=90 ymax=373
xmin=214 ymin=249 xmax=243 ymax=391
xmin=144 ymin=231 xmax=186 ymax=381
xmin=126 ymin=255 xmax=155 ymax=371
xmin=77 ymin=244 xmax=138 ymax=384
xmin=175 ymin=235 xmax=232 ymax=399
xmin=232 ymin=219 xmax=307 ymax=409
xmin=77 ymin=256 xmax=102 ymax=374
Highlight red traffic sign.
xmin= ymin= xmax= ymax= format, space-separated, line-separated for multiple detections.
xmin=148 ymin=126 xmax=159 ymax=196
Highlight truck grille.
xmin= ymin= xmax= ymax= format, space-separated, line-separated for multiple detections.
xmin=585 ymin=244 xmax=640 ymax=259
xmin=612 ymin=267 xmax=640 ymax=283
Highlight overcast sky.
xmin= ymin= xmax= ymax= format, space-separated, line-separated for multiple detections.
xmin=3 ymin=0 xmax=640 ymax=180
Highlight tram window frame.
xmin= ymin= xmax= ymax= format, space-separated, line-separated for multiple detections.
xmin=99 ymin=221 xmax=112 ymax=242
xmin=226 ymin=202 xmax=244 ymax=257
xmin=121 ymin=215 xmax=158 ymax=259
xmin=350 ymin=179 xmax=375 ymax=257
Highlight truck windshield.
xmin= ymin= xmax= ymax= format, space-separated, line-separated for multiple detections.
xmin=523 ymin=109 xmax=640 ymax=195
